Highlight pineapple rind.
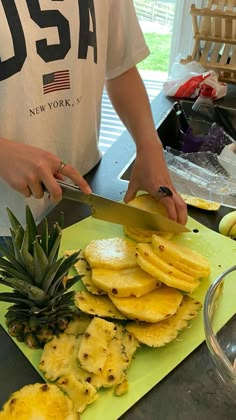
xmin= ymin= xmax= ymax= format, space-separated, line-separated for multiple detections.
xmin=96 ymin=324 xmax=139 ymax=388
xmin=39 ymin=334 xmax=79 ymax=381
xmin=126 ymin=295 xmax=202 ymax=347
xmin=56 ymin=373 xmax=98 ymax=413
xmin=74 ymin=290 xmax=126 ymax=319
xmin=64 ymin=313 xmax=92 ymax=336
xmin=65 ymin=250 xmax=106 ymax=295
xmin=77 ymin=317 xmax=117 ymax=374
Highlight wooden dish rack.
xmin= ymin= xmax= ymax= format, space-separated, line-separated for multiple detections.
xmin=181 ymin=0 xmax=236 ymax=83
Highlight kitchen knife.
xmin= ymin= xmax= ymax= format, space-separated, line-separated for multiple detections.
xmin=51 ymin=180 xmax=190 ymax=233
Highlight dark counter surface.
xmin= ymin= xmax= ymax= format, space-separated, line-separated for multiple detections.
xmin=1 ymin=87 xmax=236 ymax=419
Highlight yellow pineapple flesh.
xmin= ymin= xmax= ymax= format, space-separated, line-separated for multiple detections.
xmin=91 ymin=266 xmax=161 ymax=297
xmin=0 ymin=383 xmax=78 ymax=420
xmin=109 ymin=285 xmax=183 ymax=323
xmin=126 ymin=295 xmax=202 ymax=347
xmin=136 ymin=243 xmax=200 ymax=293
xmin=84 ymin=238 xmax=137 ymax=269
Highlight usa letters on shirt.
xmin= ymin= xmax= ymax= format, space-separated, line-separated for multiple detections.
xmin=0 ymin=0 xmax=98 ymax=81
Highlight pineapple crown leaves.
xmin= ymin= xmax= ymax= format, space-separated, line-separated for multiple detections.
xmin=0 ymin=205 xmax=82 ymax=307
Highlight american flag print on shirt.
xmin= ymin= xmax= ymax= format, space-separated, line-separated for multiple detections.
xmin=42 ymin=70 xmax=70 ymax=94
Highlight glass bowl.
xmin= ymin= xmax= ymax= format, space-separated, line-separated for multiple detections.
xmin=203 ymin=265 xmax=236 ymax=401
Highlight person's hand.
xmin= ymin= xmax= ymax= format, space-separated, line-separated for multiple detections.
xmin=124 ymin=138 xmax=187 ymax=225
xmin=0 ymin=138 xmax=91 ymax=202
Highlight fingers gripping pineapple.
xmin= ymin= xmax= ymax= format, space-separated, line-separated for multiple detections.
xmin=0 ymin=206 xmax=82 ymax=348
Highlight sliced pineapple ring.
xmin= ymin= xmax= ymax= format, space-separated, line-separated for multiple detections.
xmin=91 ymin=266 xmax=161 ymax=297
xmin=109 ymin=285 xmax=183 ymax=323
xmin=136 ymin=244 xmax=200 ymax=293
xmin=74 ymin=290 xmax=126 ymax=319
xmin=84 ymin=238 xmax=137 ymax=269
xmin=126 ymin=295 xmax=202 ymax=347
xmin=0 ymin=383 xmax=78 ymax=420
xmin=151 ymin=234 xmax=210 ymax=274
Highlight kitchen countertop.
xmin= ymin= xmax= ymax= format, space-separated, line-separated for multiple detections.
xmin=1 ymin=86 xmax=236 ymax=418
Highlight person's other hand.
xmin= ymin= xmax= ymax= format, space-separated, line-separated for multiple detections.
xmin=0 ymin=138 xmax=91 ymax=202
xmin=124 ymin=139 xmax=187 ymax=225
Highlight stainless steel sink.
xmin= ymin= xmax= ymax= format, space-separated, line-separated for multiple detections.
xmin=118 ymin=100 xmax=236 ymax=208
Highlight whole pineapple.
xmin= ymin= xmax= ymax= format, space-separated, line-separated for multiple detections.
xmin=0 ymin=205 xmax=82 ymax=348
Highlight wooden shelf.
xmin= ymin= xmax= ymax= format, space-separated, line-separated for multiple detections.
xmin=181 ymin=0 xmax=236 ymax=83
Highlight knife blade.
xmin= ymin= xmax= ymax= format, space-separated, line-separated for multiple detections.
xmin=52 ymin=180 xmax=190 ymax=233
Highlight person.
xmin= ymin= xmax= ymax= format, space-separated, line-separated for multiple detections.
xmin=0 ymin=0 xmax=187 ymax=239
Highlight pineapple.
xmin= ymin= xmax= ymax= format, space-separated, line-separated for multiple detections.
xmin=91 ymin=266 xmax=161 ymax=297
xmin=126 ymin=295 xmax=202 ymax=347
xmin=39 ymin=333 xmax=80 ymax=381
xmin=74 ymin=290 xmax=126 ymax=319
xmin=96 ymin=324 xmax=139 ymax=388
xmin=0 ymin=383 xmax=79 ymax=420
xmin=124 ymin=194 xmax=174 ymax=243
xmin=136 ymin=243 xmax=200 ymax=293
xmin=84 ymin=237 xmax=137 ymax=269
xmin=65 ymin=250 xmax=106 ymax=295
xmin=56 ymin=373 xmax=98 ymax=414
xmin=151 ymin=234 xmax=210 ymax=274
xmin=109 ymin=285 xmax=183 ymax=323
xmin=0 ymin=205 xmax=82 ymax=348
xmin=77 ymin=317 xmax=117 ymax=374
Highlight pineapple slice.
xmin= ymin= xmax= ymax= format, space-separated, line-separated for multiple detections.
xmin=151 ymin=234 xmax=211 ymax=274
xmin=126 ymin=295 xmax=202 ymax=347
xmin=124 ymin=225 xmax=174 ymax=243
xmin=74 ymin=290 xmax=126 ymax=320
xmin=39 ymin=334 xmax=79 ymax=381
xmin=109 ymin=285 xmax=183 ymax=323
xmin=0 ymin=383 xmax=78 ymax=420
xmin=56 ymin=373 xmax=98 ymax=414
xmin=124 ymin=193 xmax=174 ymax=243
xmin=77 ymin=317 xmax=117 ymax=374
xmin=96 ymin=324 xmax=139 ymax=388
xmin=84 ymin=238 xmax=137 ymax=269
xmin=91 ymin=266 xmax=161 ymax=297
xmin=136 ymin=243 xmax=200 ymax=293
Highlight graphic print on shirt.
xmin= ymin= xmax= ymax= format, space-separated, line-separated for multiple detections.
xmin=0 ymin=0 xmax=98 ymax=82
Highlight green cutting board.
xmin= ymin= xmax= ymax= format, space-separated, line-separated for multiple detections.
xmin=1 ymin=215 xmax=236 ymax=419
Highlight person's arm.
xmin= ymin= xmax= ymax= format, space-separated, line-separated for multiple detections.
xmin=0 ymin=138 xmax=91 ymax=202
xmin=105 ymin=66 xmax=187 ymax=225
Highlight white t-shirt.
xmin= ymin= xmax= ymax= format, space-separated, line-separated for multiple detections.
xmin=0 ymin=0 xmax=149 ymax=235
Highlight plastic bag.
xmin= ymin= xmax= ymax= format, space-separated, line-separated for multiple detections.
xmin=163 ymin=56 xmax=227 ymax=99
